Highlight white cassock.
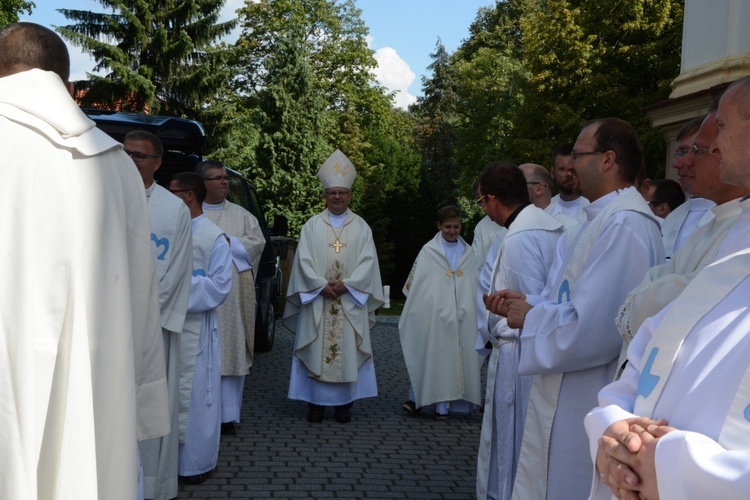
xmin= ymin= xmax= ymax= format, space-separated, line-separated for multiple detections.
xmin=204 ymin=200 xmax=266 ymax=424
xmin=139 ymin=183 xmax=192 ymax=500
xmin=615 ymin=198 xmax=746 ymax=376
xmin=399 ymin=233 xmax=481 ymax=410
xmin=178 ymin=215 xmax=232 ymax=476
xmin=661 ymin=196 xmax=715 ymax=260
xmin=511 ymin=187 xmax=664 ymax=500
xmin=586 ymin=213 xmax=750 ymax=499
xmin=546 ymin=193 xmax=590 ymax=229
xmin=476 ymin=205 xmax=564 ymax=500
xmin=0 ymin=68 xmax=168 ymax=500
xmin=284 ymin=209 xmax=384 ymax=406
xmin=472 ymin=215 xmax=506 ymax=270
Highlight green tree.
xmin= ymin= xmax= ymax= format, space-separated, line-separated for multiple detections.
xmin=56 ymin=0 xmax=236 ymax=116
xmin=452 ymin=2 xmax=528 ymax=192
xmin=413 ymin=38 xmax=460 ymax=209
xmin=0 ymin=0 xmax=34 ymax=28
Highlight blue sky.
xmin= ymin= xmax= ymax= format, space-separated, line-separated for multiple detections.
xmin=22 ymin=0 xmax=495 ymax=108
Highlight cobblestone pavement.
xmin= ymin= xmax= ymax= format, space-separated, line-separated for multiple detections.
xmin=178 ymin=316 xmax=484 ymax=499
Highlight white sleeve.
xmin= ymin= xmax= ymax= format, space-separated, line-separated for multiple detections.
xmin=188 ymin=237 xmax=233 ymax=313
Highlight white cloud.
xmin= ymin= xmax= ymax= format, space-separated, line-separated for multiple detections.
xmin=372 ymin=47 xmax=417 ymax=110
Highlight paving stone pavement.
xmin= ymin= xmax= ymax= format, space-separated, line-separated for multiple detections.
xmin=177 ymin=316 xmax=485 ymax=499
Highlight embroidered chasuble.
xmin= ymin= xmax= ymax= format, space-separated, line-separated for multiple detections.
xmin=284 ymin=209 xmax=383 ymax=400
xmin=399 ymin=232 xmax=481 ymax=408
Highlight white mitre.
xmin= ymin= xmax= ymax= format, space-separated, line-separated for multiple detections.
xmin=317 ymin=149 xmax=356 ymax=189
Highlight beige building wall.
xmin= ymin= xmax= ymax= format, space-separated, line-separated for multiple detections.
xmin=648 ymin=0 xmax=750 ymax=181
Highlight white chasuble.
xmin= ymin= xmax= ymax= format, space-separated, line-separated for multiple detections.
xmin=0 ymin=69 xmax=168 ymax=500
xmin=399 ymin=232 xmax=481 ymax=408
xmin=140 ymin=182 xmax=192 ymax=500
xmin=512 ymin=187 xmax=663 ymax=500
xmin=284 ymin=210 xmax=383 ymax=404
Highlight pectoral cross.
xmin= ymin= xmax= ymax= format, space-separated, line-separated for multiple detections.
xmin=330 ymin=239 xmax=346 ymax=253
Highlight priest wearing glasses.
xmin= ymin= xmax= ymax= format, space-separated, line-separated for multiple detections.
xmin=283 ymin=150 xmax=384 ymax=424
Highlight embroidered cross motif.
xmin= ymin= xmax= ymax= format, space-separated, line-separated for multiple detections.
xmin=330 ymin=239 xmax=346 ymax=253
xmin=334 ymin=163 xmax=347 ymax=176
xmin=636 ymin=347 xmax=661 ymax=399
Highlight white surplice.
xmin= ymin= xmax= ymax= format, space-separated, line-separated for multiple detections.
xmin=0 ymin=69 xmax=168 ymax=500
xmin=139 ymin=183 xmax=192 ymax=500
xmin=178 ymin=215 xmax=232 ymax=476
xmin=586 ymin=212 xmax=750 ymax=499
xmin=615 ymin=198 xmax=746 ymax=375
xmin=661 ymin=196 xmax=715 ymax=260
xmin=511 ymin=187 xmax=664 ymax=500
xmin=399 ymin=233 xmax=481 ymax=409
xmin=476 ymin=205 xmax=563 ymax=500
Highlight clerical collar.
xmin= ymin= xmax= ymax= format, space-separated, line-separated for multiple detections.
xmin=145 ymin=182 xmax=156 ymax=199
xmin=504 ymin=202 xmax=530 ymax=229
xmin=204 ymin=201 xmax=225 ymax=211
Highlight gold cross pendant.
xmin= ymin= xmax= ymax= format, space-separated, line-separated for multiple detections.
xmin=330 ymin=239 xmax=346 ymax=253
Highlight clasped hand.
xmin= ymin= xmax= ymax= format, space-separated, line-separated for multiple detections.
xmin=597 ymin=417 xmax=675 ymax=500
xmin=321 ymin=280 xmax=348 ymax=299
xmin=483 ymin=288 xmax=532 ymax=328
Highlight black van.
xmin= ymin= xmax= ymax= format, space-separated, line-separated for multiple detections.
xmin=84 ymin=108 xmax=281 ymax=352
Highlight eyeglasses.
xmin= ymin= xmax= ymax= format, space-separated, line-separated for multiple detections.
xmin=674 ymin=147 xmax=691 ymax=159
xmin=124 ymin=150 xmax=161 ymax=162
xmin=526 ymin=182 xmax=543 ymax=185
xmin=570 ymin=150 xmax=603 ymax=161
xmin=204 ymin=176 xmax=229 ymax=182
xmin=325 ymin=190 xmax=351 ymax=197
xmin=692 ymin=144 xmax=710 ymax=155
xmin=476 ymin=193 xmax=495 ymax=206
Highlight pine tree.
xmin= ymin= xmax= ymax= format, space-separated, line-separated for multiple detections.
xmin=56 ymin=0 xmax=236 ymax=116
xmin=0 ymin=0 xmax=34 ymax=28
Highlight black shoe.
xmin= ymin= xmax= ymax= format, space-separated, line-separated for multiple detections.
xmin=334 ymin=402 xmax=353 ymax=424
xmin=221 ymin=422 xmax=236 ymax=436
xmin=307 ymin=403 xmax=325 ymax=423
xmin=401 ymin=400 xmax=421 ymax=416
xmin=178 ymin=473 xmax=208 ymax=485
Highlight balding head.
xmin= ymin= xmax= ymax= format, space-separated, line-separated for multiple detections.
xmin=711 ymin=78 xmax=750 ymax=189
xmin=0 ymin=22 xmax=70 ymax=82
xmin=519 ymin=163 xmax=552 ymax=209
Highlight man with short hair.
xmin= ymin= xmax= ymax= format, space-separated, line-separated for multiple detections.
xmin=169 ymin=172 xmax=232 ymax=485
xmin=615 ymin=109 xmax=750 ymax=377
xmin=662 ymin=116 xmax=716 ymax=259
xmin=283 ymin=150 xmax=384 ymax=424
xmin=471 ymin=178 xmax=506 ymax=271
xmin=518 ymin=163 xmax=553 ymax=210
xmin=486 ymin=118 xmax=664 ymax=499
xmin=474 ymin=162 xmax=564 ymax=500
xmin=125 ymin=129 xmax=193 ymax=500
xmin=0 ymin=22 xmax=168 ymax=499
xmin=586 ymin=77 xmax=750 ymax=500
xmin=546 ymin=143 xmax=590 ymax=226
xmin=645 ymin=178 xmax=685 ymax=218
xmin=198 ymin=159 xmax=266 ymax=435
